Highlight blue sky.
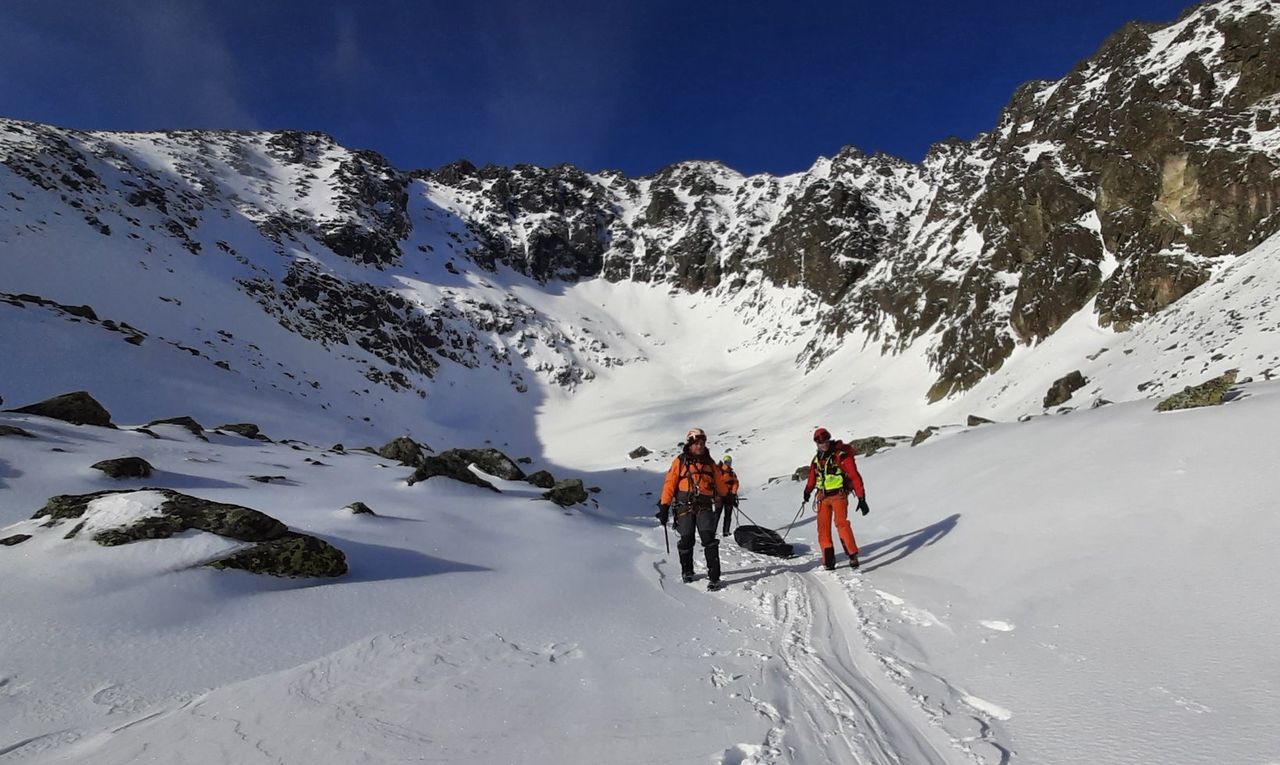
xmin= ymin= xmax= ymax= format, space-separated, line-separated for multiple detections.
xmin=1 ymin=0 xmax=1194 ymax=176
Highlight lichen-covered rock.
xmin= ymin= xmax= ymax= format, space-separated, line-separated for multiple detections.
xmin=442 ymin=448 xmax=525 ymax=481
xmin=526 ymin=470 xmax=556 ymax=489
xmin=27 ymin=489 xmax=342 ymax=576
xmin=0 ymin=534 xmax=31 ymax=546
xmin=407 ymin=455 xmax=499 ymax=491
xmin=911 ymin=427 xmax=939 ymax=447
xmin=216 ymin=423 xmax=268 ymax=441
xmin=378 ymin=436 xmax=428 ymax=467
xmin=8 ymin=391 xmax=113 ymax=427
xmin=1155 ymin=369 xmax=1239 ymax=412
xmin=967 ymin=415 xmax=995 ymax=427
xmin=544 ymin=478 xmax=588 ymax=507
xmin=90 ymin=457 xmax=154 ymax=479
xmin=208 ymin=532 xmax=347 ymax=578
xmin=628 ymin=446 xmax=651 ymax=459
xmin=345 ymin=501 xmax=375 ymax=515
xmin=1043 ymin=371 xmax=1087 ymax=408
xmin=849 ymin=436 xmax=888 ymax=457
xmin=147 ymin=416 xmax=206 ymax=438
xmin=0 ymin=424 xmax=36 ymax=438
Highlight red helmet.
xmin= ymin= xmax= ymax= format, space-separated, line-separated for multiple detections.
xmin=813 ymin=427 xmax=831 ymax=443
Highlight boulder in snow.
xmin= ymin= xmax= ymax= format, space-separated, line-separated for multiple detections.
xmin=966 ymin=415 xmax=995 ymax=427
xmin=628 ymin=446 xmax=651 ymax=459
xmin=216 ymin=422 xmax=269 ymax=441
xmin=0 ymin=424 xmax=36 ymax=438
xmin=1 ymin=534 xmax=31 ymax=546
xmin=912 ymin=426 xmax=939 ymax=446
xmin=30 ymin=489 xmax=345 ymax=577
xmin=147 ymin=416 xmax=206 ymax=438
xmin=1043 ymin=371 xmax=1087 ymax=408
xmin=443 ymin=448 xmax=525 ymax=481
xmin=1155 ymin=369 xmax=1239 ymax=412
xmin=8 ymin=391 xmax=114 ymax=427
xmin=91 ymin=457 xmax=154 ymax=479
xmin=543 ymin=478 xmax=588 ymax=507
xmin=849 ymin=436 xmax=888 ymax=457
xmin=407 ymin=455 xmax=499 ymax=492
xmin=378 ymin=436 xmax=429 ymax=467
xmin=345 ymin=501 xmax=376 ymax=515
xmin=525 ymin=470 xmax=556 ymax=489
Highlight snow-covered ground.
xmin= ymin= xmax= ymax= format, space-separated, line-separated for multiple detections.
xmin=4 ymin=279 xmax=1279 ymax=764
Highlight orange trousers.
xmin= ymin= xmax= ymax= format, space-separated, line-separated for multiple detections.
xmin=816 ymin=492 xmax=858 ymax=554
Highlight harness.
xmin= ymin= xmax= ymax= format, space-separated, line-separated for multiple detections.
xmin=673 ymin=455 xmax=718 ymax=519
xmin=812 ymin=448 xmax=849 ymax=496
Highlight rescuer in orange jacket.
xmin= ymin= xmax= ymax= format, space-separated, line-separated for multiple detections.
xmin=803 ymin=427 xmax=871 ymax=570
xmin=656 ymin=427 xmax=731 ymax=587
xmin=717 ymin=453 xmax=740 ymax=535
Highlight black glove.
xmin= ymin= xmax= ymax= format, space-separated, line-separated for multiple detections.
xmin=655 ymin=504 xmax=670 ymax=526
xmin=803 ymin=490 xmax=812 ymax=503
xmin=857 ymin=497 xmax=870 ymax=516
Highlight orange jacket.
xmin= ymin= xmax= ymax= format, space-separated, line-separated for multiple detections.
xmin=720 ymin=464 xmax=740 ymax=495
xmin=661 ymin=453 xmax=730 ymax=505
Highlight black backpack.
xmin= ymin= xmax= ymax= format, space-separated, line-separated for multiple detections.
xmin=733 ymin=525 xmax=794 ymax=558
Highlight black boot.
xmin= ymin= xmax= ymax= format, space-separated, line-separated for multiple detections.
xmin=705 ymin=540 xmax=721 ymax=585
xmin=849 ymin=553 xmax=860 ymax=570
xmin=679 ymin=546 xmax=695 ymax=583
xmin=822 ymin=547 xmax=835 ymax=571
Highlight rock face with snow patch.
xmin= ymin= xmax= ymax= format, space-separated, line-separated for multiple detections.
xmin=30 ymin=489 xmax=346 ymax=577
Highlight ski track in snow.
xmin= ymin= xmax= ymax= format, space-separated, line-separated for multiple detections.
xmin=686 ymin=541 xmax=1008 ymax=765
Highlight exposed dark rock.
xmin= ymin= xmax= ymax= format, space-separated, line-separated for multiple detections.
xmin=792 ymin=466 xmax=809 ymax=481
xmin=0 ymin=424 xmax=36 ymax=438
xmin=34 ymin=489 xmax=289 ymax=545
xmin=443 ymin=448 xmax=525 ymax=481
xmin=249 ymin=475 xmax=289 ymax=484
xmin=378 ymin=436 xmax=428 ymax=467
xmin=849 ymin=436 xmax=889 ymax=457
xmin=1043 ymin=371 xmax=1088 ymax=408
xmin=525 ymin=470 xmax=556 ymax=489
xmin=147 ymin=416 xmax=206 ymax=438
xmin=544 ymin=478 xmax=589 ymax=507
xmin=345 ymin=501 xmax=375 ymax=515
xmin=966 ymin=415 xmax=995 ymax=427
xmin=628 ymin=446 xmax=652 ymax=459
xmin=1155 ymin=369 xmax=1239 ymax=412
xmin=208 ymin=532 xmax=347 ymax=578
xmin=1091 ymin=398 xmax=1114 ymax=409
xmin=516 ymin=456 xmax=533 ymax=464
xmin=911 ymin=427 xmax=939 ymax=447
xmin=90 ymin=457 xmax=154 ymax=479
xmin=330 ymin=444 xmax=346 ymax=453
xmin=8 ymin=391 xmax=113 ymax=427
xmin=407 ymin=455 xmax=499 ymax=491
xmin=217 ymin=423 xmax=269 ymax=441
xmin=1 ymin=534 xmax=31 ymax=546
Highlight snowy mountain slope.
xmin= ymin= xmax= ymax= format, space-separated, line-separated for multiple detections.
xmin=3 ymin=0 xmax=1279 ymax=431
xmin=2 ymin=366 xmax=1276 ymax=764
